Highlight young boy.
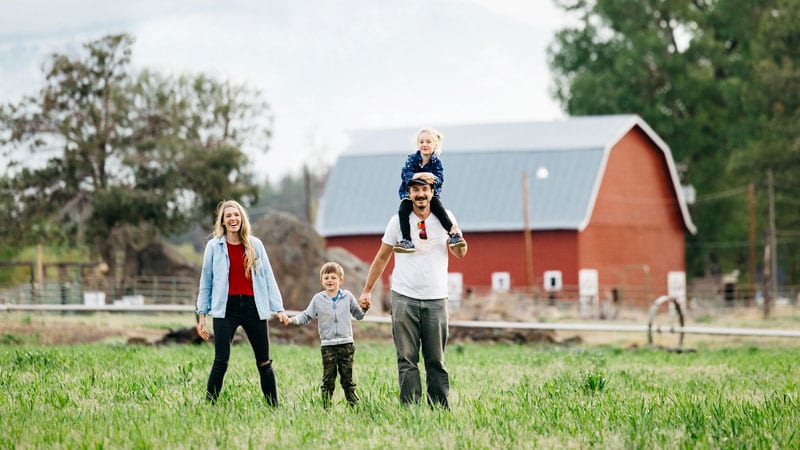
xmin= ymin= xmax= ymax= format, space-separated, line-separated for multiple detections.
xmin=289 ymin=261 xmax=369 ymax=406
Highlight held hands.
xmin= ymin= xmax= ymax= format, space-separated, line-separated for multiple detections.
xmin=358 ymin=293 xmax=371 ymax=312
xmin=198 ymin=312 xmax=293 ymax=338
xmin=276 ymin=311 xmax=291 ymax=326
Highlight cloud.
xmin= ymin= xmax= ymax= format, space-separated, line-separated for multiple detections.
xmin=0 ymin=0 xmax=569 ymax=181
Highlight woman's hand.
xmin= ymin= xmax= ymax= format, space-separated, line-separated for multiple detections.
xmin=196 ymin=314 xmax=210 ymax=341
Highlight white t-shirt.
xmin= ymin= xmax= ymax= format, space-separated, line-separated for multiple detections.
xmin=381 ymin=210 xmax=457 ymax=299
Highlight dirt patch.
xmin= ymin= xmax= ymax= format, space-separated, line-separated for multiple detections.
xmin=449 ymin=326 xmax=558 ymax=344
xmin=6 ymin=302 xmax=795 ymax=347
xmin=1 ymin=315 xmax=566 ymax=346
xmin=1 ymin=321 xmax=165 ymax=345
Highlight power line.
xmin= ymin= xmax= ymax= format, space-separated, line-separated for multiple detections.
xmin=693 ymin=185 xmax=750 ymax=203
xmin=688 ymin=240 xmax=750 ymax=249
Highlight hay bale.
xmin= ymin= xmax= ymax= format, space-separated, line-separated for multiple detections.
xmin=252 ymin=212 xmax=325 ymax=311
xmin=129 ymin=240 xmax=200 ymax=279
xmin=252 ymin=212 xmax=375 ymax=312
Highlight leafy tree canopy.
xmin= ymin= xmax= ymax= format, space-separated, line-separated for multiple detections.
xmin=0 ymin=34 xmax=271 ymax=283
xmin=548 ymin=0 xmax=799 ymax=282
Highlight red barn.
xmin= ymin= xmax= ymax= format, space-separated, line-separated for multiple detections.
xmin=316 ymin=115 xmax=696 ymax=307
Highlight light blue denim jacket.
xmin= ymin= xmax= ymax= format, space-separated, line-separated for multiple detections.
xmin=196 ymin=236 xmax=284 ymax=320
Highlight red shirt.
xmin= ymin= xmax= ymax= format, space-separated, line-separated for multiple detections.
xmin=227 ymin=242 xmax=254 ymax=296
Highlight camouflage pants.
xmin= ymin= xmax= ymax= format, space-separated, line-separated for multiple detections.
xmin=321 ymin=342 xmax=358 ymax=406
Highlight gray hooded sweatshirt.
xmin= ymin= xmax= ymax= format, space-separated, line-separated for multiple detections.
xmin=292 ymin=289 xmax=366 ymax=346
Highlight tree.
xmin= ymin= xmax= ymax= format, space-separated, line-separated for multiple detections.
xmin=250 ymin=167 xmax=330 ymax=224
xmin=0 ymin=34 xmax=271 ymax=291
xmin=548 ymin=0 xmax=799 ymax=285
xmin=730 ymin=0 xmax=800 ymax=289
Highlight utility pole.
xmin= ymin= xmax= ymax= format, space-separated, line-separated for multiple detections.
xmin=765 ymin=169 xmax=778 ymax=318
xmin=747 ymin=182 xmax=756 ymax=307
xmin=522 ymin=167 xmax=550 ymax=302
xmin=521 ymin=172 xmax=534 ymax=298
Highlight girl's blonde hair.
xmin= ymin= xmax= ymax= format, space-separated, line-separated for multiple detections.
xmin=213 ymin=200 xmax=256 ymax=278
xmin=417 ymin=127 xmax=443 ymax=154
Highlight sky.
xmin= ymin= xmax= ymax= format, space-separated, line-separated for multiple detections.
xmin=0 ymin=0 xmax=572 ymax=183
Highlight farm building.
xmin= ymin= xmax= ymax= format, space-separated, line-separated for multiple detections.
xmin=315 ymin=115 xmax=696 ymax=307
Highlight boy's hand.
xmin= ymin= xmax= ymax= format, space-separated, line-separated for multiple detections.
xmin=417 ymin=173 xmax=436 ymax=184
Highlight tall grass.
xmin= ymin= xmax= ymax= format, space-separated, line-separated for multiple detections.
xmin=0 ymin=341 xmax=798 ymax=449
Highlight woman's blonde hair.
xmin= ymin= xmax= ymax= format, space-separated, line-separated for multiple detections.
xmin=213 ymin=200 xmax=256 ymax=278
xmin=417 ymin=127 xmax=443 ymax=154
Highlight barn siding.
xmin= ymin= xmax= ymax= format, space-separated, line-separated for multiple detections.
xmin=579 ymin=128 xmax=686 ymax=305
xmin=326 ymin=230 xmax=580 ymax=294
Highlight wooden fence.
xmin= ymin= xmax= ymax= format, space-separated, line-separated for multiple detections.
xmin=0 ymin=276 xmax=197 ymax=306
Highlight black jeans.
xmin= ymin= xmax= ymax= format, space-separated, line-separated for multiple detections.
xmin=398 ymin=196 xmax=454 ymax=242
xmin=321 ymin=343 xmax=358 ymax=406
xmin=206 ymin=294 xmax=277 ymax=405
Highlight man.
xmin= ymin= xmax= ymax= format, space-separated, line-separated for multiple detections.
xmin=359 ymin=177 xmax=468 ymax=408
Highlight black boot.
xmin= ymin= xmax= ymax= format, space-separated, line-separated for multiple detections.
xmin=344 ymin=389 xmax=360 ymax=406
xmin=258 ymin=361 xmax=278 ymax=407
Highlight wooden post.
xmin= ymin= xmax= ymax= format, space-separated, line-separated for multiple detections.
xmin=763 ymin=232 xmax=771 ymax=319
xmin=304 ymin=164 xmax=313 ymax=223
xmin=36 ymin=243 xmax=44 ymax=286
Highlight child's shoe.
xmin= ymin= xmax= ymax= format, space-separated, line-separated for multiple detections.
xmin=448 ymin=232 xmax=467 ymax=249
xmin=393 ymin=239 xmax=416 ymax=253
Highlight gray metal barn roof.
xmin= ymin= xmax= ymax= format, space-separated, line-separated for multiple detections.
xmin=316 ymin=115 xmax=695 ymax=237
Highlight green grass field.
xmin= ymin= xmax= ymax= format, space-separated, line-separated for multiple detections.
xmin=1 ymin=334 xmax=799 ymax=449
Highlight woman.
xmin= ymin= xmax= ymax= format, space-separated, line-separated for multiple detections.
xmin=196 ymin=200 xmax=289 ymax=405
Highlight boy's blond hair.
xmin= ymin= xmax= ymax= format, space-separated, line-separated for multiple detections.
xmin=320 ymin=261 xmax=344 ymax=280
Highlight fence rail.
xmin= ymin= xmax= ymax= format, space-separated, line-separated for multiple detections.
xmin=2 ymin=277 xmax=797 ymax=316
xmin=2 ymin=303 xmax=800 ymax=340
